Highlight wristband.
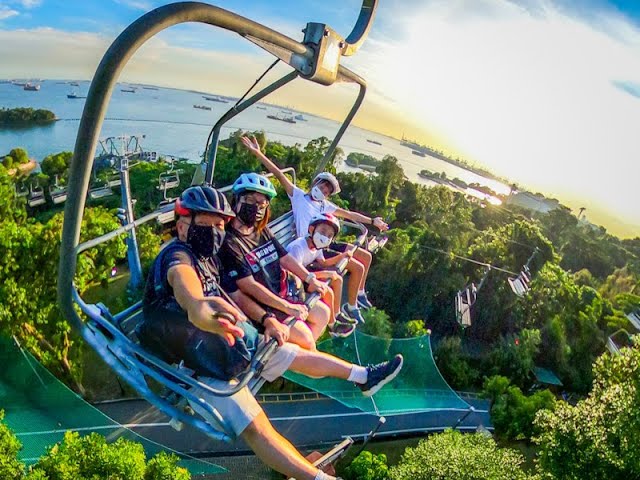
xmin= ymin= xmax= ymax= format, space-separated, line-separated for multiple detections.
xmin=305 ymin=272 xmax=316 ymax=283
xmin=260 ymin=312 xmax=276 ymax=325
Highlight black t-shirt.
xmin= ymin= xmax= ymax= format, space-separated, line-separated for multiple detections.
xmin=219 ymin=226 xmax=289 ymax=295
xmin=143 ymin=240 xmax=230 ymax=315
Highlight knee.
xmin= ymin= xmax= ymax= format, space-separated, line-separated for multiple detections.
xmin=324 ymin=289 xmax=334 ymax=304
xmin=351 ymin=259 xmax=365 ymax=275
xmin=241 ymin=412 xmax=272 ymax=442
xmin=358 ymin=248 xmax=372 ymax=266
xmin=311 ymin=302 xmax=331 ymax=326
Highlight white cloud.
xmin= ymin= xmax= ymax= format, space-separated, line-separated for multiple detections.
xmin=354 ymin=0 xmax=640 ymax=231
xmin=114 ymin=0 xmax=152 ymax=12
xmin=0 ymin=6 xmax=19 ymax=20
xmin=16 ymin=0 xmax=41 ymax=8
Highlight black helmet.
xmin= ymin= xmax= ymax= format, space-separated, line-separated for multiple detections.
xmin=175 ymin=185 xmax=235 ymax=218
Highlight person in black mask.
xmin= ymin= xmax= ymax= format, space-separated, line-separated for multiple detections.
xmin=219 ymin=173 xmax=333 ymax=350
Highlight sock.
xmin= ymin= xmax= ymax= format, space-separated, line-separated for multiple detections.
xmin=349 ymin=302 xmax=358 ymax=310
xmin=315 ymin=471 xmax=336 ymax=480
xmin=358 ymin=289 xmax=366 ymax=295
xmin=348 ymin=365 xmax=368 ymax=384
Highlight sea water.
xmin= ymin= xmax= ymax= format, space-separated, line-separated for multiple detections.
xmin=0 ymin=80 xmax=509 ymax=197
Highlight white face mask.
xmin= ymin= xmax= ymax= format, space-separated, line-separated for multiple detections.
xmin=310 ymin=185 xmax=325 ymax=202
xmin=312 ymin=231 xmax=332 ymax=249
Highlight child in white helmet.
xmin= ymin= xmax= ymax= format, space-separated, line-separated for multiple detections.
xmin=286 ymin=213 xmax=356 ymax=337
xmin=241 ymin=135 xmax=389 ymax=324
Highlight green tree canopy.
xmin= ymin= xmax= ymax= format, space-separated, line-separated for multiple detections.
xmin=389 ymin=429 xmax=531 ymax=480
xmin=534 ymin=337 xmax=640 ymax=479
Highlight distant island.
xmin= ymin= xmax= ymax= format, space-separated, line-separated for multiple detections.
xmin=345 ymin=152 xmax=380 ymax=172
xmin=0 ymin=107 xmax=56 ymax=127
xmin=402 ymin=136 xmax=500 ymax=181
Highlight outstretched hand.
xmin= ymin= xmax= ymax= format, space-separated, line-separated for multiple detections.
xmin=373 ymin=217 xmax=389 ymax=232
xmin=211 ymin=312 xmax=245 ymax=347
xmin=240 ymin=135 xmax=262 ymax=156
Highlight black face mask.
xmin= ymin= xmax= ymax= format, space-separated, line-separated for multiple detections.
xmin=237 ymin=202 xmax=267 ymax=226
xmin=186 ymin=224 xmax=225 ymax=258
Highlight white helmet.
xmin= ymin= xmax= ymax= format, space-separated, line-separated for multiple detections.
xmin=309 ymin=213 xmax=341 ymax=235
xmin=312 ymin=172 xmax=341 ymax=195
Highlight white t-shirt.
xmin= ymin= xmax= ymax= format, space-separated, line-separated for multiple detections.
xmin=289 ymin=185 xmax=337 ymax=237
xmin=286 ymin=236 xmax=325 ymax=267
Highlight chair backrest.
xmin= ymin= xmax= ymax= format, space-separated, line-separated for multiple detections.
xmin=268 ymin=210 xmax=296 ymax=249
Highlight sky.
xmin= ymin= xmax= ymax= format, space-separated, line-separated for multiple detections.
xmin=1 ymin=0 xmax=640 ymax=237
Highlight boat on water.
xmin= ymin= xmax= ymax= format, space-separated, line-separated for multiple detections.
xmin=69 ymin=82 xmax=80 ymax=87
xmin=412 ymin=150 xmax=426 ymax=157
xmin=67 ymin=91 xmax=86 ymax=99
xmin=193 ymin=104 xmax=212 ymax=110
xmin=367 ymin=139 xmax=382 ymax=146
xmin=294 ymin=114 xmax=307 ymax=121
xmin=267 ymin=114 xmax=296 ymax=124
xmin=256 ymin=106 xmax=267 ymax=110
xmin=121 ymin=88 xmax=136 ymax=93
xmin=24 ymin=83 xmax=40 ymax=91
xmin=203 ymin=95 xmax=229 ymax=103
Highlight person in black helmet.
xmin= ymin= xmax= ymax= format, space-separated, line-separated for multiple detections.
xmin=140 ymin=185 xmax=404 ymax=480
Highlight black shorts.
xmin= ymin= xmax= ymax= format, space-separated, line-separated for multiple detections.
xmin=323 ymin=241 xmax=348 ymax=259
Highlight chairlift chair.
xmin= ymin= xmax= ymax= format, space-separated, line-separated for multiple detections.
xmin=58 ymin=0 xmax=379 ymax=448
xmin=27 ymin=181 xmax=46 ymax=207
xmin=607 ymin=329 xmax=633 ymax=355
xmin=508 ymin=266 xmax=531 ymax=297
xmin=88 ymin=182 xmax=114 ymax=200
xmin=15 ymin=182 xmax=29 ymax=198
xmin=158 ymin=170 xmax=180 ymax=191
xmin=455 ymin=284 xmax=477 ymax=328
xmin=454 ymin=267 xmax=489 ymax=327
xmin=49 ymin=176 xmax=68 ymax=204
xmin=107 ymin=173 xmax=122 ymax=188
xmin=627 ymin=309 xmax=640 ymax=332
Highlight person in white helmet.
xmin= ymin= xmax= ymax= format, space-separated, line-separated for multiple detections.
xmin=241 ymin=135 xmax=388 ymax=324
xmin=286 ymin=212 xmax=356 ymax=338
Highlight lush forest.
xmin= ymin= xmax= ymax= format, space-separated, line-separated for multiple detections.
xmin=1 ymin=131 xmax=639 ymax=478
xmin=0 ymin=107 xmax=56 ymax=127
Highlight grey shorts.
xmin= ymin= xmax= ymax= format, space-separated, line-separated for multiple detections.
xmin=188 ymin=340 xmax=299 ymax=437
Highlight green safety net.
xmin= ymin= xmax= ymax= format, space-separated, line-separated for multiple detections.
xmin=285 ymin=331 xmax=470 ymax=415
xmin=0 ymin=336 xmax=225 ymax=475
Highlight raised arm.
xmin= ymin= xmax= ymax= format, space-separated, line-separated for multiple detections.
xmin=167 ymin=264 xmax=245 ymax=345
xmin=334 ymin=207 xmax=389 ymax=232
xmin=241 ymin=136 xmax=295 ymax=196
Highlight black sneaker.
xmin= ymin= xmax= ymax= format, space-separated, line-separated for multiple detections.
xmin=358 ymin=354 xmax=403 ymax=397
xmin=329 ymin=321 xmax=355 ymax=338
xmin=336 ymin=311 xmax=357 ymax=325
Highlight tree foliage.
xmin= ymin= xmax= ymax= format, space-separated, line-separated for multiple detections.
xmin=0 ymin=107 xmax=56 ymax=126
xmin=483 ymin=375 xmax=555 ymax=441
xmin=434 ymin=336 xmax=479 ymax=390
xmin=389 ymin=429 xmax=531 ymax=480
xmin=534 ymin=337 xmax=640 ymax=479
xmin=342 ymin=450 xmax=389 ymax=480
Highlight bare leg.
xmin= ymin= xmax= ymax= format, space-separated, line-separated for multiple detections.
xmin=345 ymin=258 xmax=365 ymax=305
xmin=288 ymin=346 xmax=353 ymax=379
xmin=353 ymin=247 xmax=372 ymax=290
xmin=315 ymin=271 xmax=342 ymax=317
xmin=241 ymin=412 xmax=321 ymax=480
xmin=305 ymin=301 xmax=330 ymax=340
xmin=288 ymin=321 xmax=316 ymax=350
